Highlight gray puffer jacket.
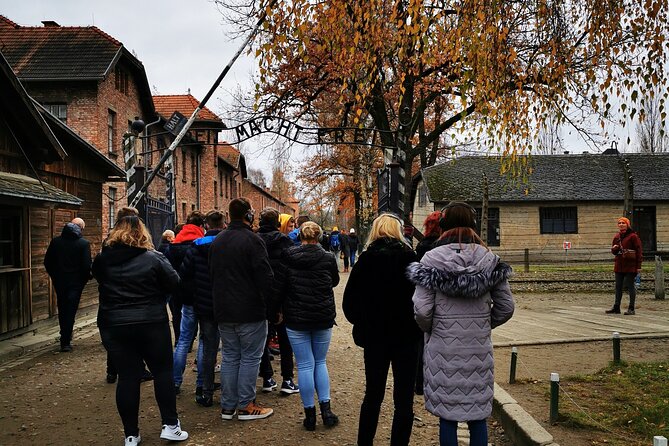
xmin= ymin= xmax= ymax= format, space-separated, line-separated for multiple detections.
xmin=406 ymin=242 xmax=514 ymax=421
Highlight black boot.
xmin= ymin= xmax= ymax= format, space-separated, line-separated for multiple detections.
xmin=605 ymin=305 xmax=621 ymax=314
xmin=319 ymin=401 xmax=339 ymax=427
xmin=303 ymin=406 xmax=316 ymax=431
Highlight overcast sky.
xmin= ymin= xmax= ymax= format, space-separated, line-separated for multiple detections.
xmin=2 ymin=0 xmax=643 ymax=170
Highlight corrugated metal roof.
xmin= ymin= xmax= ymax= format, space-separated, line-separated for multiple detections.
xmin=422 ymin=153 xmax=669 ymax=203
xmin=0 ymin=171 xmax=82 ymax=205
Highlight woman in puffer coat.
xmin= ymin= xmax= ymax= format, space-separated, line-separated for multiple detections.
xmin=406 ymin=202 xmax=514 ymax=446
xmin=93 ymin=213 xmax=188 ymax=446
xmin=275 ymin=221 xmax=340 ymax=431
xmin=343 ymin=213 xmax=421 ymax=446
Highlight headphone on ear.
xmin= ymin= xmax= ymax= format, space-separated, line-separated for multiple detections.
xmin=439 ymin=202 xmax=478 ymax=230
xmin=245 ymin=208 xmax=255 ymax=224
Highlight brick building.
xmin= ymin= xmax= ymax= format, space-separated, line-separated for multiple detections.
xmin=0 ymin=16 xmax=155 ymax=236
xmin=152 ymin=94 xmax=294 ymax=228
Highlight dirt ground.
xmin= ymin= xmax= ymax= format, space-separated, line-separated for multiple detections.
xmin=0 ymin=277 xmax=667 ymax=445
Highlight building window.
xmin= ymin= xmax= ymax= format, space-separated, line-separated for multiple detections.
xmin=191 ymin=153 xmax=196 ymax=185
xmin=108 ymin=187 xmax=117 ymax=228
xmin=115 ymin=66 xmax=129 ymax=94
xmin=540 ymin=206 xmax=578 ymax=234
xmin=107 ymin=110 xmax=116 ymax=153
xmin=43 ymin=103 xmax=67 ymax=123
xmin=0 ymin=211 xmax=21 ymax=268
xmin=475 ymin=207 xmax=500 ymax=246
xmin=214 ymin=181 xmax=218 ymax=207
xmin=418 ymin=184 xmax=427 ymax=207
xmin=181 ymin=150 xmax=187 ymax=182
xmin=181 ymin=203 xmax=187 ymax=222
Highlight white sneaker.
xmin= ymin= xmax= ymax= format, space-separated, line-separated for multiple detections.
xmin=124 ymin=434 xmax=141 ymax=446
xmin=160 ymin=420 xmax=188 ymax=441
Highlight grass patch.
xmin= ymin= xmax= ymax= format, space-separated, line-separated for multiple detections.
xmin=557 ymin=361 xmax=669 ymax=445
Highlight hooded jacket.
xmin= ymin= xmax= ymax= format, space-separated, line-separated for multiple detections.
xmin=342 ymin=237 xmax=420 ymax=348
xmin=166 ymin=223 xmax=204 ymax=306
xmin=406 ymin=240 xmax=514 ymax=421
xmin=276 ymin=243 xmax=339 ymax=330
xmin=93 ymin=244 xmax=179 ymax=328
xmin=179 ymin=229 xmax=222 ymax=321
xmin=209 ymin=221 xmax=274 ymax=323
xmin=44 ymin=223 xmax=92 ymax=289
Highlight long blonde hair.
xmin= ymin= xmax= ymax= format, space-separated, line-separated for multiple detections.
xmin=365 ymin=214 xmax=409 ymax=248
xmin=104 ymin=216 xmax=154 ymax=249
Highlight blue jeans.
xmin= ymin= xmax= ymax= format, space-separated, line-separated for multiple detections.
xmin=172 ymin=304 xmax=199 ymax=388
xmin=439 ymin=419 xmax=487 ymax=446
xmin=286 ymin=327 xmax=332 ymax=409
xmin=350 ymin=251 xmax=356 ymax=266
xmin=218 ymin=320 xmax=267 ymax=410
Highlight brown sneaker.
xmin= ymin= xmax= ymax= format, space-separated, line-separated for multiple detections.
xmin=237 ymin=401 xmax=273 ymax=420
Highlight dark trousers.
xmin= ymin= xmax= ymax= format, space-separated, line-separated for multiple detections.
xmin=357 ymin=342 xmax=419 ymax=446
xmin=260 ymin=322 xmax=295 ymax=380
xmin=199 ymin=318 xmax=220 ymax=398
xmin=100 ymin=322 xmax=178 ymax=437
xmin=440 ymin=418 xmax=487 ymax=446
xmin=614 ymin=272 xmax=637 ymax=310
xmin=343 ymin=252 xmax=350 ymax=269
xmin=55 ymin=285 xmax=83 ymax=347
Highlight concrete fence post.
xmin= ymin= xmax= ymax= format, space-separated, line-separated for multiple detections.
xmin=509 ymin=347 xmax=518 ymax=384
xmin=653 ymin=436 xmax=668 ymax=446
xmin=656 ymin=256 xmax=665 ymax=300
xmin=550 ymin=372 xmax=559 ymax=424
xmin=612 ymin=332 xmax=621 ymax=364
xmin=524 ymin=248 xmax=530 ymax=273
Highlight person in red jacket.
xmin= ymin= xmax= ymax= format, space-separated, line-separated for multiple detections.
xmin=607 ymin=217 xmax=643 ymax=315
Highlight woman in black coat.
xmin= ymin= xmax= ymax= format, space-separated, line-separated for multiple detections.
xmin=343 ymin=214 xmax=421 ymax=446
xmin=93 ymin=213 xmax=188 ymax=446
xmin=275 ymin=221 xmax=340 ymax=431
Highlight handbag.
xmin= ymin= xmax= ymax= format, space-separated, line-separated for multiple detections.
xmin=622 ymin=249 xmax=636 ymax=261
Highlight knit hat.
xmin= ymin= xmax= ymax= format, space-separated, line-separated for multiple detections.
xmin=617 ymin=217 xmax=631 ymax=228
xmin=349 ymin=228 xmax=355 ymax=234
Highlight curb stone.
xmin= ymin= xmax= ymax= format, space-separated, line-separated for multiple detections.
xmin=493 ymin=383 xmax=559 ymax=446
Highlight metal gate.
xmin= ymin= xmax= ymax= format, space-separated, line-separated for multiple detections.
xmin=145 ymin=197 xmax=174 ymax=248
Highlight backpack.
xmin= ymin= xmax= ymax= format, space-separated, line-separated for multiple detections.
xmin=330 ymin=233 xmax=340 ymax=249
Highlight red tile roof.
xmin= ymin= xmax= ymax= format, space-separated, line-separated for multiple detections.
xmin=218 ymin=143 xmax=240 ymax=166
xmin=0 ymin=15 xmax=123 ymax=80
xmin=153 ymin=94 xmax=222 ymax=122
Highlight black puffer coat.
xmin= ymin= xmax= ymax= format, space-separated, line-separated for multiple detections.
xmin=343 ymin=237 xmax=420 ymax=348
xmin=179 ymin=229 xmax=222 ymax=321
xmin=277 ymin=243 xmax=339 ymax=331
xmin=93 ymin=244 xmax=179 ymax=328
xmin=166 ymin=241 xmax=196 ymax=306
xmin=257 ymin=225 xmax=293 ymax=319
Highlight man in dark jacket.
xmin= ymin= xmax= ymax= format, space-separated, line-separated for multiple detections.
xmin=209 ymin=198 xmax=275 ymax=420
xmin=179 ymin=210 xmax=224 ymax=407
xmin=257 ymin=208 xmax=299 ymax=396
xmin=166 ymin=211 xmax=205 ymax=393
xmin=44 ymin=218 xmax=91 ymax=352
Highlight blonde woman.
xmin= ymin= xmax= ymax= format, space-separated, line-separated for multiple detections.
xmin=275 ymin=221 xmax=340 ymax=430
xmin=92 ymin=212 xmax=188 ymax=445
xmin=342 ymin=214 xmax=420 ymax=446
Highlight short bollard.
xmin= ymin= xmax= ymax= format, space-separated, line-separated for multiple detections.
xmin=612 ymin=332 xmax=621 ymax=364
xmin=654 ymin=435 xmax=668 ymax=446
xmin=509 ymin=347 xmax=518 ymax=384
xmin=550 ymin=372 xmax=559 ymax=424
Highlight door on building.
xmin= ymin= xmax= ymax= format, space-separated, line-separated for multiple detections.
xmin=633 ymin=206 xmax=656 ymax=254
xmin=0 ymin=205 xmax=30 ymax=335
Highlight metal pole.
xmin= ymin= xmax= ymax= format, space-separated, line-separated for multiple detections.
xmin=524 ymin=248 xmax=530 ymax=273
xmin=130 ymin=0 xmax=278 ymax=208
xmin=612 ymin=332 xmax=621 ymax=364
xmin=509 ymin=347 xmax=518 ymax=384
xmin=549 ymin=372 xmax=559 ymax=424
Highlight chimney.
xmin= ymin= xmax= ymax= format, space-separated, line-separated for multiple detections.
xmin=41 ymin=20 xmax=61 ymax=27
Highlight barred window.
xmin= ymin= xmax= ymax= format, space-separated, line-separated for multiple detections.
xmin=540 ymin=207 xmax=578 ymax=234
